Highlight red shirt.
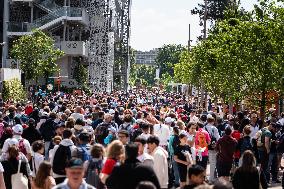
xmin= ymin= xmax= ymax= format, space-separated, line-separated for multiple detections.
xmin=101 ymin=158 xmax=117 ymax=175
xmin=231 ymin=130 xmax=241 ymax=158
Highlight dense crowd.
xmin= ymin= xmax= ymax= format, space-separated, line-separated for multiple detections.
xmin=0 ymin=90 xmax=283 ymax=189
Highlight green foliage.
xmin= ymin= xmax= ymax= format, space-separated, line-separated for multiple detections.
xmin=74 ymin=63 xmax=88 ymax=87
xmin=174 ymin=50 xmax=192 ymax=84
xmin=129 ymin=64 xmax=156 ymax=87
xmin=176 ymin=0 xmax=284 ymax=117
xmin=2 ymin=78 xmax=26 ymax=102
xmin=191 ymin=0 xmax=232 ymax=22
xmin=155 ymin=44 xmax=186 ymax=79
xmin=11 ymin=29 xmax=64 ymax=83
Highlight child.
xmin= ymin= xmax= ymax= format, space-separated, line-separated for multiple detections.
xmin=183 ymin=165 xmax=206 ymax=189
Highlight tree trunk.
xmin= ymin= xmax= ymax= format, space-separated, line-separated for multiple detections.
xmin=260 ymin=89 xmax=266 ymax=121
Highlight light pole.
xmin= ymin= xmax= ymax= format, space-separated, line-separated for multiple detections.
xmin=0 ymin=42 xmax=6 ymax=68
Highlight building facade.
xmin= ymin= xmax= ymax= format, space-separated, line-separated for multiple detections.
xmin=135 ymin=49 xmax=158 ymax=65
xmin=1 ymin=0 xmax=131 ymax=92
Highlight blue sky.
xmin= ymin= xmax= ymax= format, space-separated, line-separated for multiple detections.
xmin=130 ymin=0 xmax=258 ymax=51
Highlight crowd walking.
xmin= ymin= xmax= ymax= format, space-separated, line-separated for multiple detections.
xmin=0 ymin=90 xmax=282 ymax=189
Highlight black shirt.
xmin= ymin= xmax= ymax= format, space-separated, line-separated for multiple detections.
xmin=174 ymin=144 xmax=191 ymax=163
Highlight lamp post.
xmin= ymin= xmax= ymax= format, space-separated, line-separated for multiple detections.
xmin=1 ymin=42 xmax=6 ymax=68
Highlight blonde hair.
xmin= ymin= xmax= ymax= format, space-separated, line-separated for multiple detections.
xmin=106 ymin=140 xmax=124 ymax=159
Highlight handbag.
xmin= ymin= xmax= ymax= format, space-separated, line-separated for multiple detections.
xmin=11 ymin=160 xmax=29 ymax=189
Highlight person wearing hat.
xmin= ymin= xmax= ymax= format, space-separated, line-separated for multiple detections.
xmin=2 ymin=124 xmax=32 ymax=161
xmin=52 ymin=158 xmax=95 ymax=189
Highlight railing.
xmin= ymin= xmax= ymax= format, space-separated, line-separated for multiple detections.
xmin=8 ymin=7 xmax=85 ymax=33
xmin=31 ymin=7 xmax=84 ymax=29
xmin=7 ymin=22 xmax=32 ymax=32
xmin=35 ymin=0 xmax=60 ymax=12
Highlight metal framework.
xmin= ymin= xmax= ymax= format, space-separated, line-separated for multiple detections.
xmin=83 ymin=0 xmax=131 ymax=92
xmin=113 ymin=0 xmax=131 ymax=91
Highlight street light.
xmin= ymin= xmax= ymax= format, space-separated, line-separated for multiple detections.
xmin=1 ymin=42 xmax=7 ymax=68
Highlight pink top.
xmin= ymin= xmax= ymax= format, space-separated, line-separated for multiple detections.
xmin=195 ymin=128 xmax=211 ymax=157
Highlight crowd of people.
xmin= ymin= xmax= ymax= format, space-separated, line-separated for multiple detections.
xmin=0 ymin=90 xmax=283 ymax=189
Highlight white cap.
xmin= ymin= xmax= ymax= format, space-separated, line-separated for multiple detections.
xmin=12 ymin=124 xmax=23 ymax=135
xmin=165 ymin=117 xmax=174 ymax=123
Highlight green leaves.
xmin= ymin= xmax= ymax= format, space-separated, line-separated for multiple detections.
xmin=11 ymin=29 xmax=64 ymax=83
xmin=175 ymin=0 xmax=284 ymax=115
xmin=155 ymin=44 xmax=186 ymax=80
xmin=2 ymin=78 xmax=26 ymax=102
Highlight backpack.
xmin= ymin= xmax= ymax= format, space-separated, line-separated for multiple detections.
xmin=52 ymin=145 xmax=71 ymax=175
xmin=95 ymin=123 xmax=111 ymax=144
xmin=76 ymin=146 xmax=90 ymax=162
xmin=18 ymin=139 xmax=27 ymax=156
xmin=240 ymin=137 xmax=253 ymax=154
xmin=205 ymin=126 xmax=216 ymax=150
xmin=85 ymin=159 xmax=105 ymax=189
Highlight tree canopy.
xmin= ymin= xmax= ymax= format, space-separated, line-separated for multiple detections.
xmin=155 ymin=44 xmax=186 ymax=85
xmin=175 ymin=0 xmax=284 ymax=118
xmin=11 ymin=29 xmax=64 ymax=84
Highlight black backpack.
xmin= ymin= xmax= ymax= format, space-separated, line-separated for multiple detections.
xmin=52 ymin=145 xmax=71 ymax=175
xmin=85 ymin=159 xmax=105 ymax=189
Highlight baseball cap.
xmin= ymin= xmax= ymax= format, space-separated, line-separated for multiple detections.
xmin=12 ymin=124 xmax=23 ymax=135
xmin=66 ymin=158 xmax=84 ymax=169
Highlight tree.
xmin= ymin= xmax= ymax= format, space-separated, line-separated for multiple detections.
xmin=74 ymin=63 xmax=88 ymax=87
xmin=192 ymin=0 xmax=232 ymax=22
xmin=129 ymin=64 xmax=156 ymax=88
xmin=180 ymin=0 xmax=284 ymax=119
xmin=174 ymin=50 xmax=192 ymax=84
xmin=11 ymin=29 xmax=64 ymax=84
xmin=155 ymin=44 xmax=186 ymax=81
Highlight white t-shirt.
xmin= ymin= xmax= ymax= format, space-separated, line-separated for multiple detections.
xmin=32 ymin=152 xmax=44 ymax=177
xmin=153 ymin=124 xmax=171 ymax=146
xmin=2 ymin=136 xmax=32 ymax=155
xmin=250 ymin=125 xmax=259 ymax=139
